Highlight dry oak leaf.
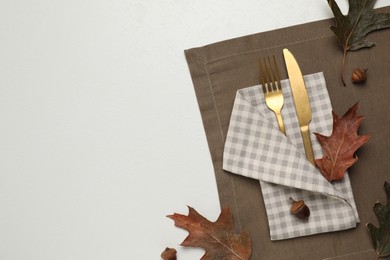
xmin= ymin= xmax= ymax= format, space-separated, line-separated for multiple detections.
xmin=367 ymin=181 xmax=390 ymax=259
xmin=328 ymin=0 xmax=390 ymax=85
xmin=167 ymin=206 xmax=251 ymax=260
xmin=314 ymin=102 xmax=370 ymax=182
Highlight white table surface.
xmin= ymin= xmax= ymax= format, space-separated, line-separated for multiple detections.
xmin=1 ymin=1 xmax=390 ymax=259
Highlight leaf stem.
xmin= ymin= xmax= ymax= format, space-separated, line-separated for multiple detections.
xmin=340 ymin=48 xmax=347 ymax=86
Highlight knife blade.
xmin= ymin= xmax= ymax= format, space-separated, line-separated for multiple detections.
xmin=283 ymin=48 xmax=315 ymax=165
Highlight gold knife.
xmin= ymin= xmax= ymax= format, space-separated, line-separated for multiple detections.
xmin=283 ymin=48 xmax=315 ymax=165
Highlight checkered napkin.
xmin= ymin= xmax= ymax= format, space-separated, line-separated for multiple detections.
xmin=223 ymin=72 xmax=359 ymax=240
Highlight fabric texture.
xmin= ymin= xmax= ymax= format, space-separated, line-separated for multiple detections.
xmin=223 ymin=72 xmax=359 ymax=240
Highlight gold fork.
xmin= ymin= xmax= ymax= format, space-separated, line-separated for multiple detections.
xmin=259 ymin=56 xmax=286 ymax=135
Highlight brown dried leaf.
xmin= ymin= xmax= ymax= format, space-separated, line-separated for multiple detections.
xmin=167 ymin=206 xmax=251 ymax=260
xmin=314 ymin=102 xmax=370 ymax=182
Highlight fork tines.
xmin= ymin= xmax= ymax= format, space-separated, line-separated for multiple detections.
xmin=259 ymin=56 xmax=282 ymax=93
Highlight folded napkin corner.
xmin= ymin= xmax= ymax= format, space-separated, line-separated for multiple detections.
xmin=223 ymin=72 xmax=359 ymax=240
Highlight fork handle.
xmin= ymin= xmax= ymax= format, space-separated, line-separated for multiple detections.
xmin=276 ymin=113 xmax=286 ymax=135
xmin=300 ymin=125 xmax=315 ymax=165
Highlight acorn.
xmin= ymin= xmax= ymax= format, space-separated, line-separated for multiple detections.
xmin=289 ymin=197 xmax=310 ymax=220
xmin=161 ymin=247 xmax=177 ymax=260
xmin=351 ymin=68 xmax=367 ymax=84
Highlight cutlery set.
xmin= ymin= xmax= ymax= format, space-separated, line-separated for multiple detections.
xmin=259 ymin=48 xmax=315 ymax=165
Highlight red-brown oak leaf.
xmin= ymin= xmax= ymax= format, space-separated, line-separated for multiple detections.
xmin=314 ymin=102 xmax=370 ymax=182
xmin=167 ymin=206 xmax=251 ymax=260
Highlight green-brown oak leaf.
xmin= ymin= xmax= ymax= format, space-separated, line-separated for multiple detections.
xmin=314 ymin=102 xmax=370 ymax=182
xmin=328 ymin=0 xmax=390 ymax=85
xmin=367 ymin=181 xmax=390 ymax=259
xmin=167 ymin=206 xmax=251 ymax=260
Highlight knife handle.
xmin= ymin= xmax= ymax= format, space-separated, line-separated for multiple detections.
xmin=300 ymin=125 xmax=315 ymax=165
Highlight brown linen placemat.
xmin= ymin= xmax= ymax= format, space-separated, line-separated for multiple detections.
xmin=185 ymin=6 xmax=390 ymax=260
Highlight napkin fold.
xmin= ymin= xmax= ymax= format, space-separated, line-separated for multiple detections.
xmin=222 ymin=72 xmax=359 ymax=240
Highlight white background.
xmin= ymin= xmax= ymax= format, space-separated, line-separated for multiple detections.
xmin=1 ymin=1 xmax=390 ymax=259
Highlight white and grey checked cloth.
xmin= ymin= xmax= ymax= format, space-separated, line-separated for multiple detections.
xmin=223 ymin=72 xmax=359 ymax=240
